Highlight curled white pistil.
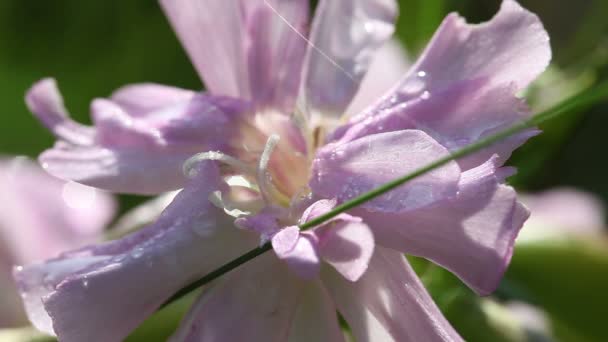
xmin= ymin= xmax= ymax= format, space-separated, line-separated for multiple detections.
xmin=257 ymin=134 xmax=283 ymax=203
xmin=183 ymin=151 xmax=255 ymax=178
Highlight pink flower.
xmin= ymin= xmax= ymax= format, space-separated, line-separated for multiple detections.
xmin=0 ymin=157 xmax=114 ymax=328
xmin=16 ymin=0 xmax=550 ymax=341
xmin=518 ymin=188 xmax=605 ymax=241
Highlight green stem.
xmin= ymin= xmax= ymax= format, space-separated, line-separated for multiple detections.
xmin=161 ymin=81 xmax=608 ymax=309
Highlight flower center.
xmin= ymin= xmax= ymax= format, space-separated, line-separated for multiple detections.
xmin=184 ymin=109 xmax=316 ymax=218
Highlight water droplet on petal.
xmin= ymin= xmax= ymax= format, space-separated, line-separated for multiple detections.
xmin=421 ymin=91 xmax=431 ymax=100
xmin=401 ymin=78 xmax=426 ymax=95
xmin=132 ymin=247 xmax=144 ymax=259
xmin=417 ymin=70 xmax=427 ymax=78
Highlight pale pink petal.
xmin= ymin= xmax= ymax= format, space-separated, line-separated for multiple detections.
xmin=334 ymin=81 xmax=540 ymax=170
xmin=299 ymin=198 xmax=337 ymax=224
xmin=32 ymin=80 xmax=249 ymax=194
xmin=110 ymin=83 xmax=196 ymax=117
xmin=311 ymin=130 xmax=461 ymax=212
xmin=245 ymin=0 xmax=309 ymax=110
xmin=0 ymin=157 xmax=115 ymax=264
xmin=13 ymin=162 xmax=256 ymax=341
xmin=91 ymin=94 xmax=247 ymax=150
xmin=332 ymin=0 xmax=550 ymax=169
xmin=322 ymin=247 xmax=463 ymax=341
xmin=357 ymin=158 xmax=529 ymax=295
xmin=25 ymin=78 xmax=94 ymax=146
xmin=288 ymin=280 xmax=346 ymax=342
xmin=170 ymin=254 xmax=302 ymax=342
xmin=160 ymin=0 xmax=309 ymax=109
xmin=39 ymin=144 xmax=195 ymax=195
xmin=159 ymin=0 xmax=246 ymax=97
xmin=345 ymin=39 xmax=410 ymax=117
xmin=301 ymin=0 xmax=398 ymax=119
xmin=317 ymin=219 xmax=374 ymax=282
xmin=519 ymin=188 xmax=606 ymax=241
xmin=0 ymin=157 xmax=114 ymax=328
xmin=275 ymin=232 xmax=321 ymax=279
xmin=271 ymin=225 xmax=300 ymax=256
xmin=405 ymin=0 xmax=550 ymax=93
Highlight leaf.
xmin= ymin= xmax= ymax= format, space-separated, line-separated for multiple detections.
xmin=506 ymin=238 xmax=608 ymax=342
xmin=396 ymin=0 xmax=446 ymax=54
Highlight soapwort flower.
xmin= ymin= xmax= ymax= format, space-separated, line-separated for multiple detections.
xmin=15 ymin=0 xmax=550 ymax=341
xmin=0 ymin=157 xmax=114 ymax=328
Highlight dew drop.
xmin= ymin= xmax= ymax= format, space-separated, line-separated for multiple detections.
xmin=417 ymin=70 xmax=427 ymax=78
xmin=132 ymin=247 xmax=144 ymax=259
xmin=421 ymin=91 xmax=431 ymax=100
xmin=401 ymin=78 xmax=426 ymax=95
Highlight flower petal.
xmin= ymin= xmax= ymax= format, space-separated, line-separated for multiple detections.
xmin=334 ymin=80 xmax=539 ymax=170
xmin=288 ymin=280 xmax=346 ymax=342
xmin=245 ymin=0 xmax=309 ymax=110
xmin=170 ymin=254 xmax=302 ymax=342
xmin=332 ymin=0 xmax=550 ymax=169
xmin=344 ymin=39 xmax=410 ymax=117
xmin=322 ymin=247 xmax=463 ymax=341
xmin=39 ymin=142 xmax=193 ymax=194
xmin=271 ymin=225 xmax=301 ymax=256
xmin=311 ymin=130 xmax=461 ymax=212
xmin=0 ymin=158 xmax=115 ymax=265
xmin=408 ymin=0 xmax=550 ymax=93
xmin=25 ymin=78 xmax=94 ymax=146
xmin=33 ymin=80 xmax=249 ymax=194
xmin=13 ymin=161 xmax=256 ymax=341
xmin=317 ymin=218 xmax=374 ymax=282
xmin=109 ymin=83 xmax=196 ymax=117
xmin=160 ymin=0 xmax=309 ymax=109
xmin=357 ymin=158 xmax=529 ymax=295
xmin=519 ymin=188 xmax=606 ymax=241
xmin=274 ymin=232 xmax=321 ymax=279
xmin=300 ymin=0 xmax=398 ymax=119
xmin=0 ymin=157 xmax=114 ymax=328
xmin=159 ymin=0 xmax=246 ymax=97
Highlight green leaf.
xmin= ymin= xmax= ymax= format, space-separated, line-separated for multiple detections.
xmin=506 ymin=238 xmax=608 ymax=342
xmin=414 ymin=261 xmax=528 ymax=342
xmin=126 ymin=290 xmax=200 ymax=341
xmin=396 ymin=0 xmax=446 ymax=54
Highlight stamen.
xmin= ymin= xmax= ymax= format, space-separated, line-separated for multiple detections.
xmin=208 ymin=190 xmax=264 ymax=218
xmin=183 ymin=151 xmax=255 ymax=178
xmin=257 ymin=134 xmax=281 ymax=203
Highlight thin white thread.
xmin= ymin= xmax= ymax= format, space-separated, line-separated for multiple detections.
xmin=257 ymin=134 xmax=281 ymax=203
xmin=262 ymin=0 xmax=356 ymax=82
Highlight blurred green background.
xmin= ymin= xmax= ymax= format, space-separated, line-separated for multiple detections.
xmin=0 ymin=0 xmax=607 ymax=341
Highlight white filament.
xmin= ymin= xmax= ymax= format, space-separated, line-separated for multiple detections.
xmin=183 ymin=151 xmax=255 ymax=178
xmin=257 ymin=134 xmax=282 ymax=203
